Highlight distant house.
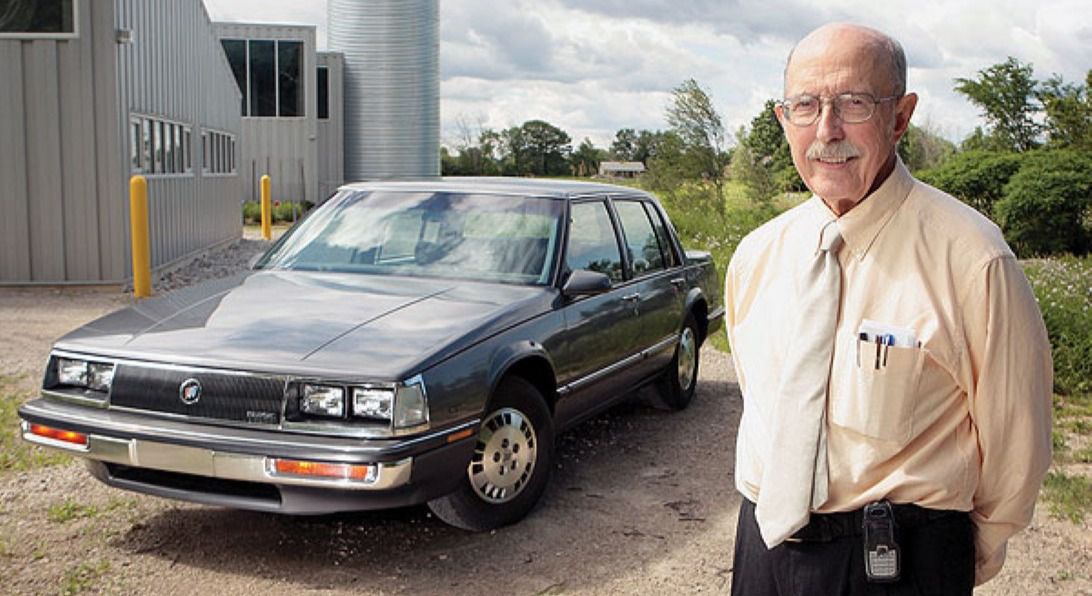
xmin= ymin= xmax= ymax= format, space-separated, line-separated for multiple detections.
xmin=0 ymin=0 xmax=241 ymax=284
xmin=598 ymin=161 xmax=646 ymax=178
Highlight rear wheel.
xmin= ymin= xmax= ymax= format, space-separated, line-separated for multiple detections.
xmin=428 ymin=376 xmax=554 ymax=531
xmin=655 ymin=313 xmax=700 ymax=410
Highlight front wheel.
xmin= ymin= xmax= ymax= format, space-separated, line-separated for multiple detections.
xmin=655 ymin=313 xmax=700 ymax=410
xmin=427 ymin=376 xmax=554 ymax=531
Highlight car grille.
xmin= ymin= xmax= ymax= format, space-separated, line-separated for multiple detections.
xmin=109 ymin=364 xmax=286 ymax=424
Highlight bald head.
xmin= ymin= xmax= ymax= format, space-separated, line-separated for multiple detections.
xmin=785 ymin=23 xmax=906 ymax=98
xmin=776 ymin=22 xmax=917 ymax=213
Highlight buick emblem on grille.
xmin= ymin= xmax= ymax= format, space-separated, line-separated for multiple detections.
xmin=179 ymin=378 xmax=202 ymax=405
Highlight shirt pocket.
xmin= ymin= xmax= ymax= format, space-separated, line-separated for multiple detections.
xmin=830 ymin=331 xmax=926 ymax=444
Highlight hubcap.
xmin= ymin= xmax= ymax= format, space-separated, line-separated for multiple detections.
xmin=469 ymin=407 xmax=537 ymax=504
xmin=677 ymin=326 xmax=696 ymax=390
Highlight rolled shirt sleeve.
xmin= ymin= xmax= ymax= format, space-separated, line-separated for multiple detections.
xmin=961 ymin=255 xmax=1053 ymax=585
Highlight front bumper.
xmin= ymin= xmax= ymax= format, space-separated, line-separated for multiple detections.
xmin=19 ymin=398 xmax=478 ymax=514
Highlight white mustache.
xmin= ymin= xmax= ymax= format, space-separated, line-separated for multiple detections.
xmin=806 ymin=141 xmax=861 ymax=162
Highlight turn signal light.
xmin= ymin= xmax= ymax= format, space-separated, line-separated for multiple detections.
xmin=28 ymin=423 xmax=88 ymax=447
xmin=270 ymin=458 xmax=376 ymax=483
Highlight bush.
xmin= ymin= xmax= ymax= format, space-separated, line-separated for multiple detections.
xmin=994 ymin=150 xmax=1092 ymax=257
xmin=1022 ymin=256 xmax=1092 ymax=398
xmin=242 ymin=200 xmax=314 ymax=224
xmin=917 ymin=149 xmax=1023 ymax=215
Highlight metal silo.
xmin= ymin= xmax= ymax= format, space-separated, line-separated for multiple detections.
xmin=328 ymin=0 xmax=440 ymax=180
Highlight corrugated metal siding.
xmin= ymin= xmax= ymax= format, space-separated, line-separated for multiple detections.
xmin=328 ymin=0 xmax=440 ymax=179
xmin=0 ymin=0 xmax=125 ymax=283
xmin=316 ymin=51 xmax=344 ymax=201
xmin=213 ymin=23 xmax=318 ymax=206
xmin=0 ymin=0 xmax=240 ymax=283
xmin=116 ymin=0 xmax=242 ymax=273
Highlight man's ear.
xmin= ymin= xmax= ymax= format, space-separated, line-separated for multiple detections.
xmin=892 ymin=92 xmax=918 ymax=142
xmin=774 ymin=103 xmax=788 ymax=132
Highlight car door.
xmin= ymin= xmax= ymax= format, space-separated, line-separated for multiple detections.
xmin=610 ymin=198 xmax=685 ymax=376
xmin=553 ymin=198 xmax=644 ymax=427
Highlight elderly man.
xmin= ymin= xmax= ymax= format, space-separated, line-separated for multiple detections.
xmin=724 ymin=23 xmax=1052 ymax=594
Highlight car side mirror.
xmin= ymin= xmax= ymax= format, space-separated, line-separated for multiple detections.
xmin=562 ymin=269 xmax=611 ymax=297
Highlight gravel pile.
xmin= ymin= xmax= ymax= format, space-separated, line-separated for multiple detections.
xmin=141 ymin=238 xmax=273 ymax=294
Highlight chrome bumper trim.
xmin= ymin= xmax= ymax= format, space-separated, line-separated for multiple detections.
xmin=21 ymin=420 xmax=413 ymax=491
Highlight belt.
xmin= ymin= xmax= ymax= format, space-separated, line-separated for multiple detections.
xmin=785 ymin=502 xmax=968 ymax=543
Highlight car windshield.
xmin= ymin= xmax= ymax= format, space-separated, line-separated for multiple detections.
xmin=256 ymin=190 xmax=564 ymax=285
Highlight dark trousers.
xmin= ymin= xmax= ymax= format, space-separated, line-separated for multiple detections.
xmin=731 ymin=499 xmax=974 ymax=596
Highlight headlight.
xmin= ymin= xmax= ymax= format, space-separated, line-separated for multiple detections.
xmin=291 ymin=376 xmax=428 ymax=429
xmin=393 ymin=376 xmax=428 ymax=428
xmin=55 ymin=357 xmax=115 ymax=393
xmin=300 ymin=384 xmax=345 ymax=417
xmin=352 ymin=386 xmax=393 ymax=420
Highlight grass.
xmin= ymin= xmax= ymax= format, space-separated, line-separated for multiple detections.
xmin=1042 ymin=470 xmax=1092 ymax=524
xmin=47 ymin=501 xmax=100 ymax=524
xmin=1022 ymin=256 xmax=1092 ymax=399
xmin=0 ymin=375 xmax=72 ymax=474
xmin=59 ymin=559 xmax=111 ymax=596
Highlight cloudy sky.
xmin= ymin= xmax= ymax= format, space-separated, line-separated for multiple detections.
xmin=203 ymin=0 xmax=1091 ymax=150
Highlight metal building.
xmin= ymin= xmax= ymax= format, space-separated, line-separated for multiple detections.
xmin=214 ymin=22 xmax=340 ymax=206
xmin=316 ymin=51 xmax=345 ymax=200
xmin=0 ymin=0 xmax=242 ymax=284
xmin=328 ymin=0 xmax=440 ymax=180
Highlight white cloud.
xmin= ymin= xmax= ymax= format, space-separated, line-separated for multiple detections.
xmin=203 ymin=0 xmax=1090 ymax=148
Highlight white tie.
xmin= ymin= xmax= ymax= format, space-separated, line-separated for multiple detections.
xmin=755 ymin=219 xmax=843 ymax=548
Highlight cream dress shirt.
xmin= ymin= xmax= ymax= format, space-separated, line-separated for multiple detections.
xmin=724 ymin=158 xmax=1053 ymax=585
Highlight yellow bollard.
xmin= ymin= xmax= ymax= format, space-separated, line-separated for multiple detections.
xmin=129 ymin=175 xmax=152 ymax=298
xmin=260 ymin=174 xmax=272 ymax=240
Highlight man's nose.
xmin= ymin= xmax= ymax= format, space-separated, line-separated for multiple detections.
xmin=815 ymin=102 xmax=845 ymax=143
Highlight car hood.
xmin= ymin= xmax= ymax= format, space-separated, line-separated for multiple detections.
xmin=56 ymin=271 xmax=555 ymax=379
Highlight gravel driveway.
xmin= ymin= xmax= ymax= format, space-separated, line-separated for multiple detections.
xmin=0 ymin=234 xmax=1087 ymax=595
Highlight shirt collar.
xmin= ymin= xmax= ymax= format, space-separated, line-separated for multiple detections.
xmin=808 ymin=157 xmax=915 ymax=261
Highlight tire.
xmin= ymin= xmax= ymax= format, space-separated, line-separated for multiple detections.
xmin=655 ymin=313 xmax=700 ymax=410
xmin=427 ymin=376 xmax=554 ymax=531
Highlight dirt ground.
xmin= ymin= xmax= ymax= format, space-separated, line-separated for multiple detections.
xmin=0 ymin=246 xmax=1089 ymax=594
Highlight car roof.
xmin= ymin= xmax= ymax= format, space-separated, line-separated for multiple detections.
xmin=338 ymin=177 xmax=654 ymax=199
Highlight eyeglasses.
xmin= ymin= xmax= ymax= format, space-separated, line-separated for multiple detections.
xmin=779 ymin=93 xmax=900 ymax=126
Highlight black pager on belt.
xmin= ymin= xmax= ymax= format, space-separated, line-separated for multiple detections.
xmin=863 ymin=500 xmax=900 ymax=582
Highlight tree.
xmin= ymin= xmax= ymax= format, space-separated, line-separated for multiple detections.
xmin=728 ymin=100 xmax=805 ymax=202
xmin=1038 ymin=71 xmax=1092 ymax=150
xmin=610 ymin=128 xmax=639 ymax=161
xmin=499 ymin=120 xmax=572 ymax=176
xmin=665 ymin=79 xmax=730 ymax=192
xmin=571 ymin=138 xmax=607 ymax=177
xmin=917 ymin=150 xmax=1023 ymax=215
xmin=994 ymin=149 xmax=1092 ymax=256
xmin=954 ymin=57 xmax=1042 ymax=152
xmin=897 ymin=122 xmax=957 ymax=173
xmin=730 ymin=133 xmax=776 ymax=205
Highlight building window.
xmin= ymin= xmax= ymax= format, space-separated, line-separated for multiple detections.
xmin=0 ymin=0 xmax=76 ymax=38
xmin=221 ymin=38 xmax=306 ymax=118
xmin=278 ymin=41 xmax=303 ymax=117
xmin=221 ymin=39 xmax=247 ymax=115
xmin=130 ymin=114 xmax=194 ymax=176
xmin=317 ymin=66 xmax=329 ymax=120
xmin=202 ymin=129 xmax=237 ymax=175
xmin=248 ymin=40 xmax=276 ymax=117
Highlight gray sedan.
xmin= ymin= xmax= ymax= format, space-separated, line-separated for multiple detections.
xmin=19 ymin=178 xmax=723 ymax=530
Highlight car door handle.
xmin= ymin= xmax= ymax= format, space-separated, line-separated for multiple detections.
xmin=670 ymin=277 xmax=686 ymax=288
xmin=622 ymin=293 xmax=640 ymax=301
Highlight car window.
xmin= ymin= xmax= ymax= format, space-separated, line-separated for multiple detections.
xmin=566 ymin=201 xmax=624 ymax=283
xmin=256 ymin=190 xmax=563 ymax=285
xmin=643 ymin=202 xmax=678 ymax=268
xmin=613 ymin=200 xmax=666 ymax=276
